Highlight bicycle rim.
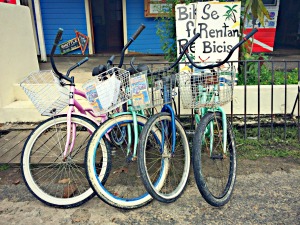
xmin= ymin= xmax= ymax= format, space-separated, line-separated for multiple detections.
xmin=85 ymin=114 xmax=153 ymax=209
xmin=192 ymin=112 xmax=237 ymax=207
xmin=21 ymin=115 xmax=105 ymax=208
xmin=138 ymin=112 xmax=190 ymax=203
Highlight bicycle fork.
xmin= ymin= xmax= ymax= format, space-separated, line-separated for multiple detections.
xmin=161 ymin=76 xmax=176 ymax=155
xmin=207 ymin=108 xmax=227 ymax=156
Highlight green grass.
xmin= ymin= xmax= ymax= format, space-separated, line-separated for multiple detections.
xmin=234 ymin=126 xmax=300 ymax=160
xmin=0 ymin=164 xmax=10 ymax=171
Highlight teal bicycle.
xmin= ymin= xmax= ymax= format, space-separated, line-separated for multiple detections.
xmin=178 ymin=29 xmax=258 ymax=207
xmin=84 ymin=35 xmax=199 ymax=209
xmin=137 ymin=29 xmax=258 ymax=207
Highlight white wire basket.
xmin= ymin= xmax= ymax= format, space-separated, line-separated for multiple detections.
xmin=177 ymin=67 xmax=235 ymax=109
xmin=83 ymin=67 xmax=131 ymax=115
xmin=20 ymin=70 xmax=69 ymax=116
xmin=130 ymin=68 xmax=177 ymax=110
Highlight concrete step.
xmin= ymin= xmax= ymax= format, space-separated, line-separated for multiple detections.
xmin=0 ymin=101 xmax=44 ymax=123
xmin=14 ymin=82 xmax=88 ymax=101
xmin=0 ymin=98 xmax=92 ymax=123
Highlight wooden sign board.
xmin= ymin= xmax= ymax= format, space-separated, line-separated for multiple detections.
xmin=176 ymin=2 xmax=241 ymax=66
xmin=76 ymin=31 xmax=89 ymax=55
xmin=144 ymin=0 xmax=172 ymax=17
xmin=59 ymin=38 xmax=81 ymax=55
xmin=59 ymin=31 xmax=89 ymax=55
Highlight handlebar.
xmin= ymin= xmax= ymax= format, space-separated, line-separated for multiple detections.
xmin=131 ymin=24 xmax=146 ymax=41
xmin=184 ymin=28 xmax=258 ymax=69
xmin=93 ymin=24 xmax=146 ymax=76
xmin=50 ymin=28 xmax=89 ymax=83
xmin=118 ymin=24 xmax=146 ymax=68
xmin=148 ymin=33 xmax=201 ymax=77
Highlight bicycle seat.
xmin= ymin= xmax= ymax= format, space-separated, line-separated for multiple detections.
xmin=92 ymin=65 xmax=107 ymax=76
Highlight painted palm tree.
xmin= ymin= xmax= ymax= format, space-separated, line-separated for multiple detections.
xmin=223 ymin=5 xmax=238 ymax=23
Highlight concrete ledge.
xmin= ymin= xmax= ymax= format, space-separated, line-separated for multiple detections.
xmin=177 ymin=85 xmax=299 ymax=115
xmin=1 ymin=84 xmax=299 ymax=123
xmin=0 ymin=101 xmax=45 ymax=123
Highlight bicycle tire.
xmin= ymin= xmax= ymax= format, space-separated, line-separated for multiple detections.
xmin=85 ymin=114 xmax=155 ymax=209
xmin=138 ymin=112 xmax=190 ymax=203
xmin=192 ymin=112 xmax=237 ymax=207
xmin=21 ymin=115 xmax=109 ymax=208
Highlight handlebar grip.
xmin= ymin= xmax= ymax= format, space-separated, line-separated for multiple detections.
xmin=54 ymin=28 xmax=63 ymax=45
xmin=77 ymin=57 xmax=89 ymax=66
xmin=131 ymin=24 xmax=146 ymax=40
xmin=107 ymin=55 xmax=115 ymax=65
xmin=243 ymin=28 xmax=258 ymax=41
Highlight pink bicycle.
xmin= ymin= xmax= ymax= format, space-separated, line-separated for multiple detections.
xmin=20 ymin=25 xmax=145 ymax=208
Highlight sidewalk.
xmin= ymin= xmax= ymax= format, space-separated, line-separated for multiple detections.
xmin=39 ymin=55 xmax=167 ymax=83
xmin=39 ymin=48 xmax=300 ymax=84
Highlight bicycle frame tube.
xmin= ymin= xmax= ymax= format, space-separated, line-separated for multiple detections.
xmin=160 ymin=77 xmax=176 ymax=154
xmin=204 ymin=107 xmax=227 ymax=156
xmin=64 ymin=85 xmax=76 ymax=159
xmin=63 ymin=87 xmax=108 ymax=159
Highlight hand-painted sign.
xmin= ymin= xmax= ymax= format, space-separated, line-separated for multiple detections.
xmin=76 ymin=31 xmax=89 ymax=55
xmin=59 ymin=30 xmax=89 ymax=55
xmin=59 ymin=38 xmax=81 ymax=55
xmin=176 ymin=1 xmax=241 ymax=67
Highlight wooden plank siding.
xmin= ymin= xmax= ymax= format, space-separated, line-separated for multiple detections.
xmin=0 ymin=130 xmax=89 ymax=165
xmin=40 ymin=0 xmax=88 ymax=55
xmin=126 ymin=0 xmax=164 ymax=54
xmin=0 ymin=130 xmax=31 ymax=164
xmin=38 ymin=0 xmax=164 ymax=55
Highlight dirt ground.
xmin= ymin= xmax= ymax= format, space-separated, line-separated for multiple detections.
xmin=0 ymin=156 xmax=299 ymax=225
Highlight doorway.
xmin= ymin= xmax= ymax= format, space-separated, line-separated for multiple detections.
xmin=91 ymin=0 xmax=124 ymax=53
xmin=275 ymin=0 xmax=300 ymax=49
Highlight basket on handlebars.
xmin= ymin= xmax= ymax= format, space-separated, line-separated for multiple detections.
xmin=176 ymin=66 xmax=235 ymax=109
xmin=20 ymin=70 xmax=69 ymax=116
xmin=83 ymin=67 xmax=131 ymax=115
xmin=130 ymin=68 xmax=177 ymax=111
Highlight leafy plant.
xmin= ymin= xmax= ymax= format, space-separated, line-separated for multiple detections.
xmin=155 ymin=0 xmax=200 ymax=62
xmin=238 ymin=53 xmax=299 ymax=85
xmin=240 ymin=0 xmax=270 ymax=59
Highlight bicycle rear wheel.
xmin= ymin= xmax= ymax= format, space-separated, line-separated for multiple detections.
xmin=21 ymin=115 xmax=108 ymax=208
xmin=85 ymin=114 xmax=153 ymax=209
xmin=138 ymin=112 xmax=190 ymax=203
xmin=192 ymin=112 xmax=237 ymax=207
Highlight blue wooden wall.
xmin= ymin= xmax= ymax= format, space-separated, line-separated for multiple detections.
xmin=126 ymin=0 xmax=163 ymax=54
xmin=40 ymin=0 xmax=88 ymax=55
xmin=39 ymin=0 xmax=162 ymax=55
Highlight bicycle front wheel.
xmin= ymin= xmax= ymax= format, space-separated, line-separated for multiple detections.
xmin=21 ymin=115 xmax=107 ymax=208
xmin=85 ymin=114 xmax=152 ymax=209
xmin=192 ymin=112 xmax=237 ymax=207
xmin=138 ymin=112 xmax=190 ymax=203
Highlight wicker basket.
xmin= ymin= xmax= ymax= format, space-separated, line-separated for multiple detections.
xmin=130 ymin=68 xmax=177 ymax=110
xmin=83 ymin=67 xmax=131 ymax=115
xmin=20 ymin=70 xmax=69 ymax=116
xmin=177 ymin=67 xmax=235 ymax=109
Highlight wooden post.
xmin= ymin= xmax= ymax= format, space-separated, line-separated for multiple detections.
xmin=84 ymin=0 xmax=94 ymax=55
xmin=33 ymin=0 xmax=47 ymax=62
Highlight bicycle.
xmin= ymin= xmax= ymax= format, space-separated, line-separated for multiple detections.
xmin=177 ymin=29 xmax=258 ymax=207
xmin=20 ymin=25 xmax=146 ymax=208
xmin=84 ymin=34 xmax=199 ymax=210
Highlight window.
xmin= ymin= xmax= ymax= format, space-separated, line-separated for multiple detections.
xmin=144 ymin=0 xmax=172 ymax=18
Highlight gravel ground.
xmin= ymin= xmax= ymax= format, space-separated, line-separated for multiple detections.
xmin=0 ymin=158 xmax=299 ymax=225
